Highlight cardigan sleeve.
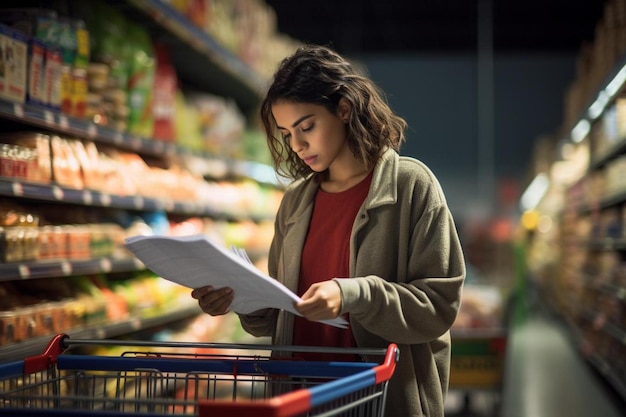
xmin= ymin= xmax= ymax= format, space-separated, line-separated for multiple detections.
xmin=336 ymin=200 xmax=465 ymax=345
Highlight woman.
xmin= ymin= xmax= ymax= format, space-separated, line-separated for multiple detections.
xmin=192 ymin=44 xmax=465 ymax=417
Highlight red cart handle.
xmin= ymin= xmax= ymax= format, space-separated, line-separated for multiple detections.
xmin=374 ymin=342 xmax=399 ymax=383
xmin=23 ymin=333 xmax=68 ymax=374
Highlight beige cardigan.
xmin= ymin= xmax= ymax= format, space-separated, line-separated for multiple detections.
xmin=240 ymin=148 xmax=465 ymax=417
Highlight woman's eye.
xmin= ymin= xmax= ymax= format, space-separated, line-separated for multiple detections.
xmin=281 ymin=132 xmax=291 ymax=142
xmin=301 ymin=124 xmax=313 ymax=132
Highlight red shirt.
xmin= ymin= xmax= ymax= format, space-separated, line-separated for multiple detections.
xmin=292 ymin=170 xmax=373 ymax=361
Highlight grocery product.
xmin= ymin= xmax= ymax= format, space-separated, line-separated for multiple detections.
xmin=0 ymin=23 xmax=27 ymax=104
xmin=125 ymin=23 xmax=155 ymax=138
xmin=0 ymin=131 xmax=52 ymax=183
xmin=152 ymin=44 xmax=177 ymax=141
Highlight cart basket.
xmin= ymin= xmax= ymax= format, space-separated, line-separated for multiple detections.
xmin=0 ymin=334 xmax=399 ymax=417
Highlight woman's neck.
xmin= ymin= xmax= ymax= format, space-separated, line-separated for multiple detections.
xmin=321 ymin=160 xmax=371 ymax=193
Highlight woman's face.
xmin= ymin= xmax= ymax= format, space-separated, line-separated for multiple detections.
xmin=272 ymin=100 xmax=351 ymax=173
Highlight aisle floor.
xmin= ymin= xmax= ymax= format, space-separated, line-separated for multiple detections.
xmin=445 ymin=305 xmax=624 ymax=417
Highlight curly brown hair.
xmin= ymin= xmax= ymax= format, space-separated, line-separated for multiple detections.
xmin=260 ymin=44 xmax=407 ymax=180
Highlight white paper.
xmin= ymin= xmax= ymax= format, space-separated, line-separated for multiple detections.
xmin=125 ymin=234 xmax=348 ymax=329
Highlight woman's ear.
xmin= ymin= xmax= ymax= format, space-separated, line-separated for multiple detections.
xmin=337 ymin=98 xmax=351 ymax=122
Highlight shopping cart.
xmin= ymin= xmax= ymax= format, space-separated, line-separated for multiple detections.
xmin=449 ymin=328 xmax=507 ymax=416
xmin=0 ymin=334 xmax=398 ymax=417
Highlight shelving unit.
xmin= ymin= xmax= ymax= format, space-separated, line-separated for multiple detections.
xmin=527 ymin=49 xmax=626 ymax=401
xmin=0 ymin=175 xmax=275 ymax=221
xmin=122 ymin=0 xmax=266 ymax=115
xmin=0 ymin=303 xmax=199 ymax=362
xmin=0 ymin=256 xmax=142 ymax=282
xmin=0 ymin=0 xmax=284 ymax=361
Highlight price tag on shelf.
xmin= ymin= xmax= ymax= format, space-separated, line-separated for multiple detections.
xmin=60 ymin=261 xmax=72 ymax=276
xmin=13 ymin=103 xmax=24 ymax=118
xmin=43 ymin=110 xmax=54 ymax=125
xmin=130 ymin=317 xmax=142 ymax=330
xmin=18 ymin=264 xmax=30 ymax=279
xmin=133 ymin=195 xmax=144 ymax=210
xmin=87 ymin=124 xmax=97 ymax=138
xmin=59 ymin=115 xmax=69 ymax=129
xmin=52 ymin=186 xmax=64 ymax=200
xmin=82 ymin=190 xmax=93 ymax=205
xmin=100 ymin=258 xmax=112 ymax=273
xmin=100 ymin=193 xmax=112 ymax=206
xmin=11 ymin=181 xmax=23 ymax=196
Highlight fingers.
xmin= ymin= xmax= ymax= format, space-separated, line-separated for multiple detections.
xmin=295 ymin=281 xmax=342 ymax=321
xmin=192 ymin=286 xmax=234 ymax=316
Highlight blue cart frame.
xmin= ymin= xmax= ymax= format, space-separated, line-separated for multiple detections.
xmin=0 ymin=334 xmax=398 ymax=417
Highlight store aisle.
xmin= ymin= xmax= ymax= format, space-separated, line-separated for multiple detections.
xmin=499 ymin=308 xmax=624 ymax=417
xmin=444 ymin=300 xmax=624 ymax=417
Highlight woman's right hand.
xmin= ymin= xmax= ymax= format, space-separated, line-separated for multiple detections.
xmin=191 ymin=286 xmax=234 ymax=316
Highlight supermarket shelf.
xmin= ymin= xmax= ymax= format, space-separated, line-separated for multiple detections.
xmin=590 ymin=135 xmax=626 ymax=170
xmin=579 ymin=309 xmax=626 ymax=347
xmin=573 ymin=314 xmax=626 ymax=402
xmin=588 ymin=238 xmax=626 ymax=251
xmin=0 ymin=99 xmax=179 ymax=159
xmin=0 ymin=99 xmax=280 ymax=187
xmin=0 ymin=178 xmax=274 ymax=222
xmin=568 ymin=52 xmax=626 ymax=142
xmin=0 ymin=303 xmax=201 ymax=363
xmin=582 ymin=279 xmax=626 ymax=311
xmin=0 ymin=1 xmax=275 ymax=363
xmin=594 ymin=282 xmax=626 ymax=302
xmin=0 ymin=256 xmax=144 ymax=282
xmin=599 ymin=189 xmax=626 ymax=210
xmin=577 ymin=188 xmax=626 ymax=214
xmin=121 ymin=0 xmax=266 ymax=117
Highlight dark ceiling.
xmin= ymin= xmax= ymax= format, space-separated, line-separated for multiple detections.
xmin=265 ymin=0 xmax=608 ymax=54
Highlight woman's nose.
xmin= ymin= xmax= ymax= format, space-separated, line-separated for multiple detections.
xmin=290 ymin=134 xmax=306 ymax=152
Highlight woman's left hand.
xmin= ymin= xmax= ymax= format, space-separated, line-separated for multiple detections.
xmin=294 ymin=280 xmax=342 ymax=321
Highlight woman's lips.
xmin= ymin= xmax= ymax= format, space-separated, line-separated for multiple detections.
xmin=302 ymin=155 xmax=317 ymax=165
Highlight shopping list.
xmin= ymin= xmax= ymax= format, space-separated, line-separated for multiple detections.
xmin=125 ymin=234 xmax=348 ymax=329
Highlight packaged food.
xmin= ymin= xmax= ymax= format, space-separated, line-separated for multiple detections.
xmin=27 ymin=38 xmax=47 ymax=105
xmin=59 ymin=64 xmax=72 ymax=114
xmin=71 ymin=66 xmax=87 ymax=118
xmin=0 ymin=143 xmax=32 ymax=179
xmin=87 ymin=62 xmax=109 ymax=92
xmin=0 ymin=23 xmax=28 ymax=104
xmin=35 ymin=12 xmax=62 ymax=110
xmin=89 ymin=2 xmax=130 ymax=90
xmin=0 ymin=310 xmax=17 ymax=345
xmin=152 ymin=44 xmax=177 ymax=141
xmin=0 ymin=131 xmax=52 ymax=183
xmin=126 ymin=24 xmax=155 ymax=137
xmin=0 ymin=9 xmax=58 ymax=106
xmin=44 ymin=46 xmax=61 ymax=110
xmin=50 ymin=135 xmax=83 ymax=189
xmin=0 ymin=202 xmax=40 ymax=262
xmin=73 ymin=19 xmax=89 ymax=69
